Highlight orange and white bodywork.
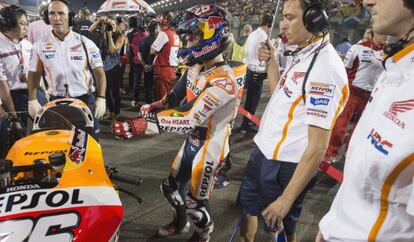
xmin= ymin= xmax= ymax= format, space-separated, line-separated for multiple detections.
xmin=0 ymin=129 xmax=123 ymax=242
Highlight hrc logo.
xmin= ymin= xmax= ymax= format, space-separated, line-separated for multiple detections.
xmin=367 ymin=128 xmax=393 ymax=155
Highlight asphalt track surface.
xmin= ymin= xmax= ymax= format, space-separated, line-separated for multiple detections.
xmin=99 ymin=80 xmax=344 ymax=242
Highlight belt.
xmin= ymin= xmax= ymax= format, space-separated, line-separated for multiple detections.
xmin=247 ymin=65 xmax=266 ymax=73
xmin=349 ymin=85 xmax=371 ymax=97
xmin=51 ymin=93 xmax=92 ymax=103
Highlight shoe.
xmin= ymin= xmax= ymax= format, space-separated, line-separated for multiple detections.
xmin=240 ymin=126 xmax=258 ymax=134
xmin=158 ymin=220 xmax=190 ymax=237
xmin=214 ymin=174 xmax=231 ymax=189
xmin=130 ymin=100 xmax=138 ymax=107
xmin=103 ymin=113 xmax=115 ymax=121
xmin=188 ymin=222 xmax=214 ymax=242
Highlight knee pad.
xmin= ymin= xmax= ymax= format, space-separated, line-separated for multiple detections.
xmin=160 ymin=176 xmax=184 ymax=208
xmin=184 ymin=195 xmax=211 ymax=228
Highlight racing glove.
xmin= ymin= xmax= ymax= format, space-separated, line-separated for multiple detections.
xmin=28 ymin=99 xmax=42 ymax=119
xmin=112 ymin=113 xmax=160 ymax=139
xmin=140 ymin=100 xmax=164 ymax=117
xmin=94 ymin=96 xmax=106 ymax=119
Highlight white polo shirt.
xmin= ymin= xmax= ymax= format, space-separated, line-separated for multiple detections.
xmin=0 ymin=32 xmax=32 ymax=90
xmin=344 ymin=40 xmax=384 ymax=92
xmin=30 ymin=31 xmax=103 ymax=97
xmin=245 ymin=27 xmax=268 ymax=73
xmin=27 ymin=19 xmax=52 ymax=44
xmin=254 ymin=36 xmax=349 ymax=162
xmin=319 ymin=43 xmax=414 ymax=242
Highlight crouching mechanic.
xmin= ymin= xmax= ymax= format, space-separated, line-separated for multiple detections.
xmin=112 ymin=5 xmax=245 ymax=242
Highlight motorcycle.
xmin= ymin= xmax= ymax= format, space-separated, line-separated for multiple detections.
xmin=0 ymin=98 xmax=141 ymax=242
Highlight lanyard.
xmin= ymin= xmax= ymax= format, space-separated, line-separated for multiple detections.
xmin=15 ymin=42 xmax=26 ymax=83
xmin=278 ymin=38 xmax=329 ymax=90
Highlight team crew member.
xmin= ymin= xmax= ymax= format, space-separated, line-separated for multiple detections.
xmin=28 ymin=0 xmax=106 ymax=138
xmin=0 ymin=5 xmax=31 ymax=133
xmin=318 ymin=0 xmax=414 ymax=241
xmin=238 ymin=0 xmax=348 ymax=241
xmin=323 ymin=29 xmax=386 ymax=164
xmin=239 ymin=14 xmax=272 ymax=134
xmin=151 ymin=11 xmax=180 ymax=100
xmin=113 ymin=5 xmax=244 ymax=241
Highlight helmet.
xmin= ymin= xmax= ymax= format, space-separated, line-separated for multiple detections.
xmin=172 ymin=4 xmax=232 ymax=66
xmin=33 ymin=98 xmax=94 ymax=133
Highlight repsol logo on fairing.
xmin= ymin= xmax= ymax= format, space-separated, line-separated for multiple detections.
xmin=0 ymin=189 xmax=84 ymax=214
xmin=199 ymin=161 xmax=214 ymax=197
xmin=161 ymin=126 xmax=191 ymax=133
xmin=24 ymin=150 xmax=68 ymax=156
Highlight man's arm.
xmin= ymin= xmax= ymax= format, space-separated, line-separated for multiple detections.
xmin=28 ymin=71 xmax=42 ymax=101
xmin=262 ymin=126 xmax=331 ymax=228
xmin=258 ymin=41 xmax=281 ymax=93
xmin=92 ymin=67 xmax=106 ymax=98
xmin=0 ymin=81 xmax=18 ymax=119
xmin=151 ymin=31 xmax=168 ymax=55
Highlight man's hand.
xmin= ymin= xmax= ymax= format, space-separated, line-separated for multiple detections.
xmin=262 ymin=196 xmax=294 ymax=229
xmin=28 ymin=99 xmax=42 ymax=119
xmin=140 ymin=100 xmax=164 ymax=117
xmin=315 ymin=230 xmax=324 ymax=242
xmin=10 ymin=120 xmax=25 ymax=140
xmin=144 ymin=64 xmax=153 ymax=72
xmin=94 ymin=97 xmax=106 ymax=119
xmin=258 ymin=40 xmax=277 ymax=63
xmin=112 ymin=118 xmax=147 ymax=139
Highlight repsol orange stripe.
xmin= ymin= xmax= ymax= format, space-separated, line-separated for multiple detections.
xmin=368 ymin=152 xmax=414 ymax=242
xmin=392 ymin=43 xmax=414 ymax=62
xmin=191 ymin=118 xmax=212 ymax=196
xmin=330 ymin=84 xmax=349 ymax=130
xmin=272 ymin=96 xmax=302 ymax=160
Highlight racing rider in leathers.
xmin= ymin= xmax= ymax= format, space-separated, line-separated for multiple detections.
xmin=112 ymin=5 xmax=246 ymax=242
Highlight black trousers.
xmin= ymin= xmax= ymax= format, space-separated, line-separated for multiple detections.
xmin=105 ymin=65 xmax=121 ymax=115
xmin=131 ymin=63 xmax=144 ymax=102
xmin=10 ymin=89 xmax=28 ymax=133
xmin=241 ymin=69 xmax=266 ymax=128
xmin=144 ymin=69 xmax=154 ymax=103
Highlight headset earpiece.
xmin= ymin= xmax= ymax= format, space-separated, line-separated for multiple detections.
xmin=68 ymin=11 xmax=75 ymax=26
xmin=42 ymin=8 xmax=50 ymax=25
xmin=303 ymin=3 xmax=329 ymax=34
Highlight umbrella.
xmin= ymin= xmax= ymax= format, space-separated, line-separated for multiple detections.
xmin=97 ymin=0 xmax=155 ymax=16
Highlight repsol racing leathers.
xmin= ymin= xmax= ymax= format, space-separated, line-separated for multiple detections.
xmin=148 ymin=61 xmax=246 ymax=235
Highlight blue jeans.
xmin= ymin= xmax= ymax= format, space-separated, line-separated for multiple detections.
xmin=49 ymin=94 xmax=100 ymax=140
xmin=237 ymin=145 xmax=316 ymax=236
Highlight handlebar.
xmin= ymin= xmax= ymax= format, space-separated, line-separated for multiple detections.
xmin=106 ymin=166 xmax=143 ymax=186
xmin=110 ymin=172 xmax=143 ymax=186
